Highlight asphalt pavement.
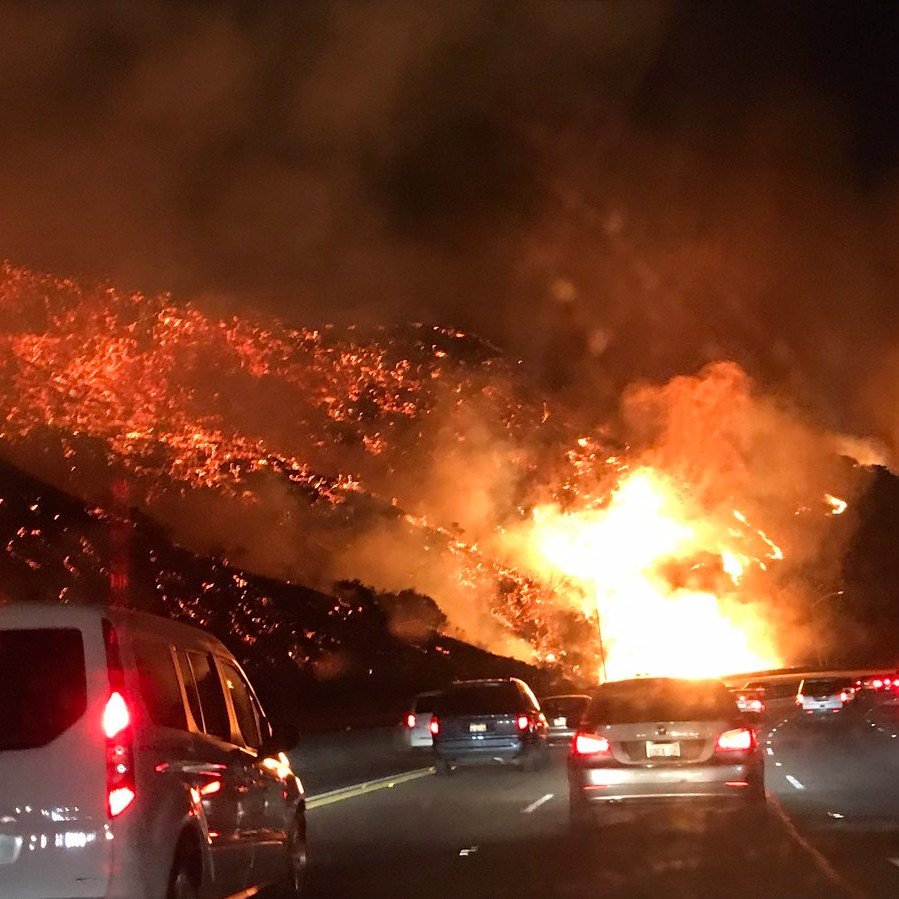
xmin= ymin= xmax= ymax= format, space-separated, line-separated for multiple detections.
xmin=301 ymin=702 xmax=899 ymax=898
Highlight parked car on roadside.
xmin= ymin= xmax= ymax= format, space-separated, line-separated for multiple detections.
xmin=430 ymin=678 xmax=549 ymax=773
xmin=569 ymin=677 xmax=764 ymax=830
xmin=540 ymin=694 xmax=591 ymax=745
xmin=0 ymin=602 xmax=305 ymax=899
xmin=402 ymin=690 xmax=443 ymax=749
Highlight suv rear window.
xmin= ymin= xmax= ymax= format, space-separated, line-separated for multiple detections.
xmin=585 ymin=680 xmax=735 ymax=725
xmin=438 ymin=682 xmax=527 ymax=715
xmin=0 ymin=628 xmax=87 ymax=750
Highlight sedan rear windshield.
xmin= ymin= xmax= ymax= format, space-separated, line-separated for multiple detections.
xmin=0 ymin=628 xmax=87 ymax=750
xmin=585 ymin=680 xmax=735 ymax=725
xmin=803 ymin=679 xmax=848 ymax=694
xmin=437 ymin=683 xmax=526 ymax=715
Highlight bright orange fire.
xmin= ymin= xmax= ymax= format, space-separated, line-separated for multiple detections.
xmin=521 ymin=467 xmax=783 ymax=681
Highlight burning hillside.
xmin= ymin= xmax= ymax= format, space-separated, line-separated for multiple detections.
xmin=0 ymin=263 xmax=869 ymax=680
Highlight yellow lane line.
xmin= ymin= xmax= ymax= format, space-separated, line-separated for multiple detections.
xmin=306 ymin=767 xmax=435 ymax=809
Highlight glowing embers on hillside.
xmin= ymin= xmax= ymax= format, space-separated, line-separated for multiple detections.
xmin=524 ymin=468 xmax=783 ymax=681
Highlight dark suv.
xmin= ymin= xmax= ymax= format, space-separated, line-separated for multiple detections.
xmin=430 ymin=678 xmax=549 ymax=773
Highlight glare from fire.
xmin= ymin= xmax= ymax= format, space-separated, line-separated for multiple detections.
xmin=524 ymin=467 xmax=783 ymax=681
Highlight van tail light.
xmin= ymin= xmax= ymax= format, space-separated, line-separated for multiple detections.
xmin=716 ymin=727 xmax=755 ymax=752
xmin=405 ymin=713 xmax=416 ymax=729
xmin=429 ymin=716 xmax=440 ymax=736
xmin=572 ymin=733 xmax=611 ymax=757
xmin=103 ymin=622 xmax=135 ymax=818
xmin=516 ymin=714 xmax=530 ymax=731
xmin=103 ymin=692 xmax=130 ymax=738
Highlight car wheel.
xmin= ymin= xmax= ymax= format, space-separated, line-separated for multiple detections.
xmin=281 ymin=816 xmax=308 ymax=897
xmin=167 ymin=854 xmax=199 ymax=899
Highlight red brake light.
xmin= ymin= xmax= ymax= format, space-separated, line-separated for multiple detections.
xmin=199 ymin=779 xmax=222 ymax=797
xmin=517 ymin=714 xmax=530 ymax=731
xmin=839 ymin=691 xmax=849 ymax=702
xmin=406 ymin=713 xmax=416 ymax=729
xmin=102 ymin=622 xmax=135 ymax=818
xmin=573 ymin=733 xmax=611 ymax=756
xmin=103 ymin=692 xmax=130 ymax=739
xmin=429 ymin=716 xmax=439 ymax=736
xmin=873 ymin=679 xmax=883 ymax=689
xmin=108 ymin=787 xmax=135 ymax=817
xmin=716 ymin=728 xmax=754 ymax=752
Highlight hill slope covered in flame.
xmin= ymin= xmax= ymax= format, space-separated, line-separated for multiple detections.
xmin=0 ymin=264 xmax=866 ymax=680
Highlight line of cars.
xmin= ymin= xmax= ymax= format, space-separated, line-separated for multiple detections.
xmin=729 ymin=670 xmax=899 ymax=719
xmin=403 ymin=675 xmax=767 ymax=830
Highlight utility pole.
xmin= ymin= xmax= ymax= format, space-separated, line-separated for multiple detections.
xmin=594 ymin=582 xmax=608 ymax=683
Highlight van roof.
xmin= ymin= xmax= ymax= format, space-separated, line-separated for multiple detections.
xmin=0 ymin=601 xmax=230 ymax=656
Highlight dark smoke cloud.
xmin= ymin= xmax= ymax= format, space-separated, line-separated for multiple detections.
xmin=2 ymin=2 xmax=899 ymax=455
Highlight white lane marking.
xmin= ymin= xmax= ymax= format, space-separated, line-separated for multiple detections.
xmin=889 ymin=858 xmax=899 ymax=868
xmin=521 ymin=793 xmax=554 ymax=814
xmin=459 ymin=846 xmax=479 ymax=857
xmin=766 ymin=747 xmax=774 ymax=755
xmin=767 ymin=792 xmax=865 ymax=899
xmin=786 ymin=775 xmax=805 ymax=791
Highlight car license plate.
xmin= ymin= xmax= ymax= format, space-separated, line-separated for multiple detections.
xmin=646 ymin=740 xmax=680 ymax=758
xmin=553 ymin=717 xmax=567 ymax=727
xmin=469 ymin=723 xmax=487 ymax=733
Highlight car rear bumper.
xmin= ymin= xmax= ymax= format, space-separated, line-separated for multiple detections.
xmin=801 ymin=701 xmax=843 ymax=713
xmin=547 ymin=728 xmax=576 ymax=745
xmin=434 ymin=737 xmax=527 ymax=762
xmin=569 ymin=761 xmax=761 ymax=804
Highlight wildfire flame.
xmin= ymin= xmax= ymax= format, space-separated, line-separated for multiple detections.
xmin=520 ymin=468 xmax=782 ymax=680
xmin=0 ymin=264 xmax=860 ymax=680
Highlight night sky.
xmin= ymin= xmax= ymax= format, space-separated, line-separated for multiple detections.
xmin=2 ymin=1 xmax=899 ymax=449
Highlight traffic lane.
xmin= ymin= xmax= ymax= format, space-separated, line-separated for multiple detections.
xmin=290 ymin=726 xmax=431 ymax=795
xmin=307 ymin=749 xmax=840 ymax=898
xmin=767 ymin=708 xmax=899 ymax=898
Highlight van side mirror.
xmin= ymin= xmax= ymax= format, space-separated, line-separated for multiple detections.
xmin=259 ymin=722 xmax=299 ymax=758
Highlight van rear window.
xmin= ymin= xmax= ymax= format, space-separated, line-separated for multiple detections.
xmin=0 ymin=628 xmax=87 ymax=750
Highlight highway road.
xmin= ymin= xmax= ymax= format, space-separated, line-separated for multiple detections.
xmin=301 ymin=702 xmax=899 ymax=898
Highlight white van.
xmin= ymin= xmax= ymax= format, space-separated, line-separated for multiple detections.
xmin=0 ymin=602 xmax=306 ymax=898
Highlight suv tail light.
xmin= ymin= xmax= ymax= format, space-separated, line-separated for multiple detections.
xmin=429 ymin=716 xmax=440 ymax=736
xmin=716 ymin=727 xmax=755 ymax=752
xmin=405 ymin=713 xmax=416 ymax=729
xmin=103 ymin=622 xmax=135 ymax=818
xmin=572 ymin=732 xmax=611 ymax=756
xmin=516 ymin=714 xmax=530 ymax=731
